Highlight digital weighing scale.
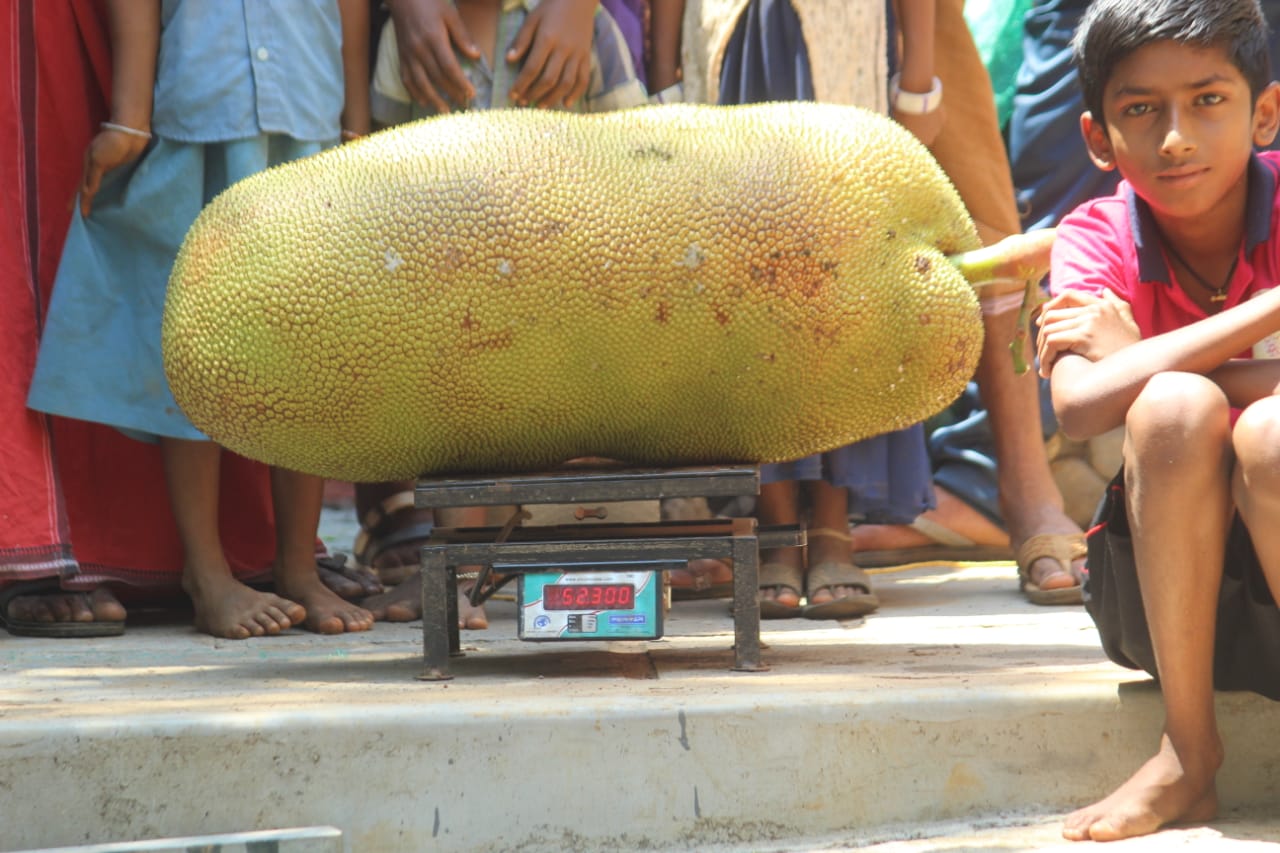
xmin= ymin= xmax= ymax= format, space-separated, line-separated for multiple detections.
xmin=414 ymin=464 xmax=803 ymax=680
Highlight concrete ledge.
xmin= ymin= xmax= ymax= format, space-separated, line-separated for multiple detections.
xmin=2 ymin=564 xmax=1277 ymax=852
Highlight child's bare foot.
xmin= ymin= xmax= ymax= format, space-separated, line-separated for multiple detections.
xmin=362 ymin=571 xmax=489 ymax=629
xmin=183 ymin=569 xmax=305 ymax=640
xmin=274 ymin=571 xmax=374 ymax=634
xmin=1062 ymin=733 xmax=1222 ymax=842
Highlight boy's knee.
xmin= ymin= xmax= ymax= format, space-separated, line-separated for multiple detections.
xmin=1233 ymin=398 xmax=1280 ymax=486
xmin=1126 ymin=373 xmax=1230 ymax=448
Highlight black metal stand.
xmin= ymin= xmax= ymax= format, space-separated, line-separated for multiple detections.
xmin=415 ymin=464 xmax=802 ymax=680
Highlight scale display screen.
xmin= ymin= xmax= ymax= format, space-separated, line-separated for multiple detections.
xmin=542 ymin=583 xmax=635 ymax=610
xmin=517 ymin=567 xmax=665 ymax=641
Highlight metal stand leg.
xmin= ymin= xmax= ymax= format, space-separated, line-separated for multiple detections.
xmin=731 ymin=534 xmax=767 ymax=672
xmin=419 ymin=546 xmax=454 ymax=681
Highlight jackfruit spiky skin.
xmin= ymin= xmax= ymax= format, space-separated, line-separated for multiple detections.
xmin=163 ymin=102 xmax=982 ymax=482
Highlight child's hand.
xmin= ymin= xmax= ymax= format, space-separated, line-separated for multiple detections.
xmin=1035 ymin=289 xmax=1139 ymax=377
xmin=506 ymin=0 xmax=596 ymax=109
xmin=387 ymin=0 xmax=480 ymax=113
xmin=79 ymin=126 xmax=150 ymax=217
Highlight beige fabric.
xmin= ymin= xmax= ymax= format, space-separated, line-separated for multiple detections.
xmin=682 ymin=0 xmax=1016 ymax=248
xmin=681 ymin=0 xmax=887 ymax=110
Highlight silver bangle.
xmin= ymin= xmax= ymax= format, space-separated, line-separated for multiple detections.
xmin=889 ymin=73 xmax=943 ymax=115
xmin=99 ymin=121 xmax=152 ymax=140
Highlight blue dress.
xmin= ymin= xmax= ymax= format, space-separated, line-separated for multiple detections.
xmin=718 ymin=0 xmax=934 ymax=525
xmin=28 ymin=0 xmax=343 ymax=441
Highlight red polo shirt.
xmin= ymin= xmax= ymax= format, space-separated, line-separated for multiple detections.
xmin=1050 ymin=151 xmax=1280 ymax=351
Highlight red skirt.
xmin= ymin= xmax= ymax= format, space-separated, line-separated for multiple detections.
xmin=1 ymin=0 xmax=279 ymax=590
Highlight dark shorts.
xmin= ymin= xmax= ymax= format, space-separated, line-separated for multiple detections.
xmin=1084 ymin=469 xmax=1280 ymax=700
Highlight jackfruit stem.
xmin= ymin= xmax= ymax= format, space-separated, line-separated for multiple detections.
xmin=948 ymin=227 xmax=1056 ymax=290
xmin=948 ymin=228 xmax=1056 ymax=375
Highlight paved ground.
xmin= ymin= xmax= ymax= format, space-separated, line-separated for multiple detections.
xmin=2 ymin=504 xmax=1278 ymax=852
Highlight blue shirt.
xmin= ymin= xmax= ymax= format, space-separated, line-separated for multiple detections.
xmin=152 ymin=0 xmax=344 ymax=143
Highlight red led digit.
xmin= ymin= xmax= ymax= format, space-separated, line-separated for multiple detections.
xmin=542 ymin=584 xmax=638 ymax=610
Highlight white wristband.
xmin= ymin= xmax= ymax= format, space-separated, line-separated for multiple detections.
xmin=100 ymin=121 xmax=152 ymax=140
xmin=889 ymin=73 xmax=943 ymax=115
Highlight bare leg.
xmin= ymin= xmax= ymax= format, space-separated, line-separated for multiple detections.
xmin=805 ymin=480 xmax=864 ymax=606
xmin=757 ymin=479 xmax=802 ymax=610
xmin=980 ymin=302 xmax=1084 ymax=592
xmin=270 ymin=468 xmax=373 ymax=634
xmin=1231 ymin=396 xmax=1280 ymax=602
xmin=847 ymin=313 xmax=1076 ymax=585
xmin=1063 ymin=374 xmax=1228 ymax=841
xmin=161 ymin=438 xmax=303 ymax=639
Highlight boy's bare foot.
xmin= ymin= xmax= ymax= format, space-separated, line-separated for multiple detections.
xmin=274 ymin=571 xmax=374 ymax=634
xmin=5 ymin=587 xmax=127 ymax=625
xmin=1062 ymin=733 xmax=1222 ymax=842
xmin=183 ymin=569 xmax=305 ymax=640
xmin=362 ymin=571 xmax=489 ymax=629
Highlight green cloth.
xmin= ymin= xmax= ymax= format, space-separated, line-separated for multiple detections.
xmin=963 ymin=0 xmax=1033 ymax=129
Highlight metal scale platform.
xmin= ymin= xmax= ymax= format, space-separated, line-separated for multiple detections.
xmin=415 ymin=464 xmax=804 ymax=680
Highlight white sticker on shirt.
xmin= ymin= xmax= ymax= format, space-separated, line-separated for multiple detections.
xmin=1250 ymin=288 xmax=1280 ymax=358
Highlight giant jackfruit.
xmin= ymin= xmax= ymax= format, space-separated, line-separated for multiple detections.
xmin=163 ymin=102 xmax=985 ymax=482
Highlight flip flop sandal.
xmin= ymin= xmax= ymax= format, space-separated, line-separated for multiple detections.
xmin=315 ymin=553 xmax=384 ymax=599
xmin=855 ymin=516 xmax=1014 ymax=568
xmin=0 ymin=578 xmax=126 ymax=638
xmin=801 ymin=560 xmax=880 ymax=620
xmin=758 ymin=561 xmax=804 ymax=619
xmin=353 ymin=490 xmax=436 ymax=585
xmin=1017 ymin=533 xmax=1087 ymax=605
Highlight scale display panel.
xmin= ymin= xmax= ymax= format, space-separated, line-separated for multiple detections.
xmin=517 ymin=566 xmax=665 ymax=640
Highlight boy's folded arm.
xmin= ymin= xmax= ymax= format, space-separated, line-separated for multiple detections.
xmin=1049 ymin=287 xmax=1280 ymax=439
xmin=1049 ymin=354 xmax=1136 ymax=440
xmin=1209 ymin=360 xmax=1280 ymax=408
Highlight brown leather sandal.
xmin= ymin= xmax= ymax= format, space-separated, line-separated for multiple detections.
xmin=758 ymin=561 xmax=804 ymax=618
xmin=1016 ymin=533 xmax=1086 ymax=605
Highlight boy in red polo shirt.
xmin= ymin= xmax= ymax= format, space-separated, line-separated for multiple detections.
xmin=1036 ymin=0 xmax=1280 ymax=842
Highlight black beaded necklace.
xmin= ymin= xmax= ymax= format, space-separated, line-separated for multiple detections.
xmin=1161 ymin=238 xmax=1239 ymax=306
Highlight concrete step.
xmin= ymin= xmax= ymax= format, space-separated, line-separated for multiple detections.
xmin=2 ymin=561 xmax=1278 ymax=852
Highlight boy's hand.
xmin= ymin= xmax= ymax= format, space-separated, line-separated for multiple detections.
xmin=1035 ymin=289 xmax=1139 ymax=377
xmin=79 ymin=127 xmax=149 ymax=217
xmin=387 ymin=0 xmax=480 ymax=113
xmin=507 ymin=0 xmax=596 ymax=109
